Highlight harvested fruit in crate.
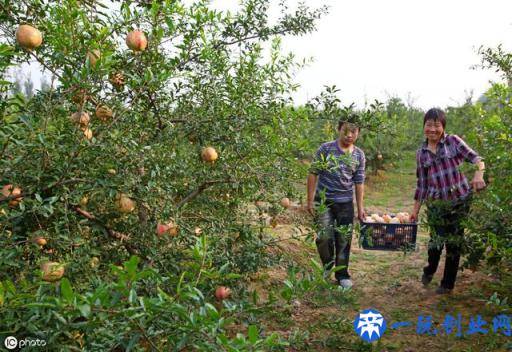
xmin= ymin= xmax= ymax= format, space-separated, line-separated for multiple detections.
xmin=370 ymin=213 xmax=385 ymax=223
xmin=364 ymin=216 xmax=374 ymax=223
xmin=360 ymin=211 xmax=418 ymax=251
xmin=396 ymin=212 xmax=412 ymax=223
xmin=384 ymin=233 xmax=394 ymax=242
xmin=363 ymin=212 xmax=414 ymax=224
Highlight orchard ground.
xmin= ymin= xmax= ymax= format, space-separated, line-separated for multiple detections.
xmin=243 ymin=155 xmax=511 ymax=352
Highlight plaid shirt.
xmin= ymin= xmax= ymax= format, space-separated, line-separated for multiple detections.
xmin=414 ymin=134 xmax=481 ymax=202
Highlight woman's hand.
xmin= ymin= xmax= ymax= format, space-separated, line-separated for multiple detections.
xmin=306 ymin=201 xmax=315 ymax=216
xmin=357 ymin=208 xmax=366 ymax=222
xmin=410 ymin=200 xmax=421 ymax=223
xmin=410 ymin=210 xmax=419 ymax=223
xmin=471 ymin=171 xmax=486 ymax=192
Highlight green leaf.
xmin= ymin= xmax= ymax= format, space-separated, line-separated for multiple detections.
xmin=78 ymin=304 xmax=91 ymax=318
xmin=157 ymin=287 xmax=172 ymax=302
xmin=52 ymin=311 xmax=68 ymax=324
xmin=60 ymin=278 xmax=74 ymax=303
xmin=204 ymin=303 xmax=219 ymax=319
xmin=25 ymin=302 xmax=56 ymax=309
xmin=3 ymin=280 xmax=16 ymax=294
xmin=248 ymin=325 xmax=258 ymax=344
xmin=125 ymin=255 xmax=140 ymax=277
xmin=224 ymin=273 xmax=242 ymax=279
xmin=128 ymin=288 xmax=137 ymax=304
xmin=176 ymin=271 xmax=186 ymax=295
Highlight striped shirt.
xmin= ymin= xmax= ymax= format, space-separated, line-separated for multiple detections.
xmin=414 ymin=134 xmax=481 ymax=202
xmin=310 ymin=140 xmax=366 ymax=203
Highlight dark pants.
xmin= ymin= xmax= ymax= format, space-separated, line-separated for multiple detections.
xmin=423 ymin=197 xmax=471 ymax=289
xmin=314 ymin=201 xmax=354 ymax=280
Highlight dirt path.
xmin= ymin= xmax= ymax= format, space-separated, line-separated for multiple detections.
xmin=248 ymin=171 xmax=510 ymax=351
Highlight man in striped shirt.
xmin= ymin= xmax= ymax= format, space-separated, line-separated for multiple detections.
xmin=307 ymin=119 xmax=366 ymax=289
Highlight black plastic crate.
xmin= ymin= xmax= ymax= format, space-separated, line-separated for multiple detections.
xmin=360 ymin=221 xmax=418 ymax=251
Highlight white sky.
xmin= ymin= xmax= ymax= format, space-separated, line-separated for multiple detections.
xmin=22 ymin=0 xmax=512 ymax=110
xmin=214 ymin=0 xmax=512 ymax=109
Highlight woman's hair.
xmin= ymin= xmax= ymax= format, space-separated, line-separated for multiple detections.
xmin=423 ymin=108 xmax=446 ymax=128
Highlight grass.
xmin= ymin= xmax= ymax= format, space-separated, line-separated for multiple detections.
xmin=241 ymin=157 xmax=511 ymax=351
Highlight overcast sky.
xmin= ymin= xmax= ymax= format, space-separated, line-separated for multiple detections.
xmin=214 ymin=0 xmax=512 ymax=109
xmin=22 ymin=0 xmax=512 ymax=110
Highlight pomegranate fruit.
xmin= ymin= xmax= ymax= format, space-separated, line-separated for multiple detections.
xmin=16 ymin=24 xmax=42 ymax=50
xmin=126 ymin=30 xmax=147 ymax=51
xmin=201 ymin=147 xmax=218 ymax=163
xmin=40 ymin=261 xmax=65 ymax=282
xmin=215 ymin=286 xmax=231 ymax=300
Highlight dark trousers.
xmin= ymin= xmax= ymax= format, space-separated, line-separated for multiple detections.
xmin=314 ymin=201 xmax=354 ymax=280
xmin=423 ymin=197 xmax=471 ymax=289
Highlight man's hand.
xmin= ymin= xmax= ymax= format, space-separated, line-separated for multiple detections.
xmin=306 ymin=174 xmax=318 ymax=217
xmin=357 ymin=209 xmax=366 ymax=222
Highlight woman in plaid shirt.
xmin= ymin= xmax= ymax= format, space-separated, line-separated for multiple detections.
xmin=410 ymin=108 xmax=486 ymax=294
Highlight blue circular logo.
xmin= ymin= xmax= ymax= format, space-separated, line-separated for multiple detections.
xmin=354 ymin=309 xmax=387 ymax=342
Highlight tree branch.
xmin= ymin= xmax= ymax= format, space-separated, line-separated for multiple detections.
xmin=0 ymin=178 xmax=91 ymax=204
xmin=176 ymin=179 xmax=233 ymax=209
xmin=73 ymin=206 xmax=138 ymax=255
xmin=175 ymin=28 xmax=289 ymax=70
